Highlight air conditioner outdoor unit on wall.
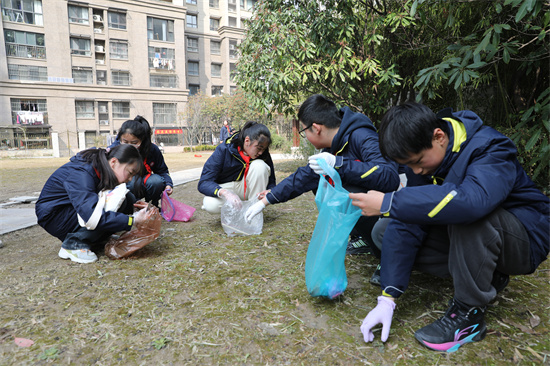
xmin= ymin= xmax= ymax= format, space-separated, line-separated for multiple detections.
xmin=100 ymin=120 xmax=109 ymax=125
xmin=95 ymin=45 xmax=104 ymax=52
xmin=93 ymin=15 xmax=102 ymax=22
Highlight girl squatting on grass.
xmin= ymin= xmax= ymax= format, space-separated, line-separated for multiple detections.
xmin=36 ymin=145 xmax=149 ymax=264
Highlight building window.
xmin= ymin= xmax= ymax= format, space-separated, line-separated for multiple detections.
xmin=10 ymin=98 xmax=48 ymax=125
xmin=230 ymin=63 xmax=237 ymax=81
xmin=4 ymin=29 xmax=46 ymax=59
xmin=209 ymin=0 xmax=219 ymax=8
xmin=109 ymin=40 xmax=128 ymax=59
xmin=187 ymin=37 xmax=199 ymax=53
xmin=113 ymin=101 xmax=130 ymax=118
xmin=189 ymin=84 xmax=200 ymax=96
xmin=211 ymin=63 xmax=221 ymax=78
xmin=228 ymin=16 xmax=237 ymax=27
xmin=70 ymin=37 xmax=91 ymax=56
xmin=108 ymin=11 xmax=126 ymax=30
xmin=153 ymin=103 xmax=177 ymax=126
xmin=212 ymin=85 xmax=223 ymax=96
xmin=148 ymin=47 xmax=175 ymax=70
xmin=112 ymin=70 xmax=130 ymax=86
xmin=72 ymin=67 xmax=93 ymax=84
xmin=96 ymin=70 xmax=107 ymax=85
xmin=210 ymin=40 xmax=221 ymax=55
xmin=147 ymin=17 xmax=174 ymax=42
xmin=68 ymin=5 xmax=89 ymax=24
xmin=188 ymin=61 xmax=199 ymax=76
xmin=75 ymin=101 xmax=94 ymax=118
xmin=1 ymin=0 xmax=43 ymax=26
xmin=150 ymin=74 xmax=178 ymax=88
xmin=228 ymin=0 xmax=237 ymax=12
xmin=210 ymin=18 xmax=219 ymax=31
xmin=240 ymin=0 xmax=257 ymax=11
xmin=186 ymin=0 xmax=197 ymax=4
xmin=229 ymin=39 xmax=238 ymax=59
xmin=186 ymin=14 xmax=197 ymax=28
xmin=8 ymin=64 xmax=47 ymax=81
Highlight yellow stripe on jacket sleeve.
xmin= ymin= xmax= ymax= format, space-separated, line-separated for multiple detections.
xmin=428 ymin=190 xmax=457 ymax=218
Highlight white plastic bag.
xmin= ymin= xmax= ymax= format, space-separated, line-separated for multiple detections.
xmin=221 ymin=197 xmax=263 ymax=236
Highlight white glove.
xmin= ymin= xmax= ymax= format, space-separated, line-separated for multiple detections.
xmin=220 ymin=190 xmax=242 ymax=209
xmin=308 ymin=152 xmax=336 ymax=175
xmin=245 ymin=201 xmax=266 ymax=223
xmin=361 ymin=296 xmax=396 ymax=342
xmin=133 ymin=207 xmax=148 ymax=226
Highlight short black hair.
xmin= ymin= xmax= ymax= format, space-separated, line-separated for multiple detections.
xmin=297 ymin=94 xmax=342 ymax=129
xmin=378 ymin=102 xmax=449 ymax=161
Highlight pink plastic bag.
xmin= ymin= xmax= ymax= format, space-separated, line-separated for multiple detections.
xmin=160 ymin=190 xmax=196 ymax=222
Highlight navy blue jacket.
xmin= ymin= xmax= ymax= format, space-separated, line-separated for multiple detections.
xmin=379 ymin=109 xmax=550 ymax=298
xmin=109 ymin=140 xmax=173 ymax=187
xmin=266 ymin=107 xmax=399 ymax=204
xmin=35 ymin=154 xmax=133 ymax=241
xmin=198 ymin=133 xmax=276 ymax=197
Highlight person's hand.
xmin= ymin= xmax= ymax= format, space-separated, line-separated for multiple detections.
xmin=245 ymin=200 xmax=266 ymax=223
xmin=165 ymin=186 xmax=173 ymax=195
xmin=133 ymin=200 xmax=148 ymax=210
xmin=133 ymin=207 xmax=149 ymax=226
xmin=308 ymin=152 xmax=336 ymax=175
xmin=349 ymin=191 xmax=384 ymax=216
xmin=256 ymin=190 xmax=270 ymax=200
xmin=361 ymin=296 xmax=396 ymax=343
xmin=220 ymin=189 xmax=242 ymax=209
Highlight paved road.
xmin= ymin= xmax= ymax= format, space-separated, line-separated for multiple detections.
xmin=0 ymin=154 xmax=297 ymax=235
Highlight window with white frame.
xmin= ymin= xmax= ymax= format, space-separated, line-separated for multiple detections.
xmin=188 ymin=61 xmax=199 ymax=76
xmin=229 ymin=39 xmax=238 ymax=58
xmin=240 ymin=0 xmax=257 ymax=11
xmin=10 ymin=98 xmax=48 ymax=125
xmin=153 ymin=103 xmax=177 ymax=126
xmin=112 ymin=70 xmax=130 ymax=86
xmin=75 ymin=101 xmax=94 ymax=118
xmin=228 ymin=16 xmax=237 ymax=27
xmin=211 ymin=63 xmax=221 ymax=78
xmin=68 ymin=5 xmax=89 ymax=24
xmin=8 ymin=64 xmax=47 ymax=81
xmin=147 ymin=17 xmax=174 ymax=42
xmin=150 ymin=74 xmax=178 ymax=88
xmin=186 ymin=14 xmax=197 ymax=28
xmin=211 ymin=85 xmax=223 ymax=96
xmin=108 ymin=11 xmax=126 ymax=29
xmin=148 ymin=47 xmax=176 ymax=70
xmin=209 ymin=0 xmax=219 ymax=8
xmin=96 ymin=70 xmax=107 ymax=85
xmin=4 ymin=29 xmax=46 ymax=59
xmin=113 ymin=101 xmax=130 ymax=118
xmin=70 ymin=37 xmax=91 ymax=56
xmin=210 ymin=18 xmax=219 ymax=31
xmin=109 ymin=40 xmax=128 ymax=59
xmin=228 ymin=0 xmax=236 ymax=12
xmin=187 ymin=37 xmax=199 ymax=53
xmin=2 ymin=0 xmax=44 ymax=25
xmin=189 ymin=84 xmax=200 ymax=96
xmin=210 ymin=40 xmax=221 ymax=55
xmin=72 ymin=67 xmax=93 ymax=84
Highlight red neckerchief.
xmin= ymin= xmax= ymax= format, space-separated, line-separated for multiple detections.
xmin=238 ymin=146 xmax=251 ymax=198
xmin=143 ymin=157 xmax=152 ymax=184
xmin=93 ymin=167 xmax=101 ymax=179
xmin=226 ymin=125 xmax=231 ymax=134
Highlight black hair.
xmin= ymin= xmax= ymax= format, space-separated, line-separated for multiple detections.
xmin=378 ymin=102 xmax=450 ymax=161
xmin=232 ymin=121 xmax=271 ymax=151
xmin=116 ymin=115 xmax=153 ymax=159
xmin=297 ymin=94 xmax=342 ymax=129
xmin=79 ymin=144 xmax=143 ymax=191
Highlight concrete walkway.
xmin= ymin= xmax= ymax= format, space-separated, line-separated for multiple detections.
xmin=0 ymin=153 xmax=297 ymax=235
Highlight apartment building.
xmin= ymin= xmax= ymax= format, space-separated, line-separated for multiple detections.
xmin=0 ymin=0 xmax=256 ymax=156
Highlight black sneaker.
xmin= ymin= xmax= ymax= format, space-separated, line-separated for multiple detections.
xmin=491 ymin=271 xmax=510 ymax=294
xmin=370 ymin=264 xmax=381 ymax=286
xmin=414 ymin=299 xmax=486 ymax=353
xmin=346 ymin=236 xmax=372 ymax=255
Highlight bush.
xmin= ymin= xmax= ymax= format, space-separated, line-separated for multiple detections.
xmin=270 ymin=133 xmax=291 ymax=152
xmin=183 ymin=145 xmax=217 ymax=152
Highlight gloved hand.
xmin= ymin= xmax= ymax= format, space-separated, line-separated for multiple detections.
xmin=308 ymin=152 xmax=336 ymax=175
xmin=220 ymin=189 xmax=242 ymax=209
xmin=245 ymin=200 xmax=266 ymax=223
xmin=133 ymin=207 xmax=149 ymax=226
xmin=361 ymin=296 xmax=396 ymax=342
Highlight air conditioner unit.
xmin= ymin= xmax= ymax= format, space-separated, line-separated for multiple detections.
xmin=99 ymin=120 xmax=109 ymax=125
xmin=94 ymin=28 xmax=102 ymax=33
xmin=95 ymin=45 xmax=104 ymax=52
xmin=93 ymin=15 xmax=102 ymax=22
xmin=96 ymin=59 xmax=105 ymax=64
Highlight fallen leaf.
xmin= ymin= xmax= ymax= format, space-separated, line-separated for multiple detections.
xmin=14 ymin=338 xmax=34 ymax=347
xmin=529 ymin=314 xmax=541 ymax=328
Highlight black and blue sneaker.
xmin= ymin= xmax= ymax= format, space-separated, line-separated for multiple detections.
xmin=414 ymin=299 xmax=486 ymax=353
xmin=346 ymin=235 xmax=372 ymax=255
xmin=370 ymin=264 xmax=381 ymax=286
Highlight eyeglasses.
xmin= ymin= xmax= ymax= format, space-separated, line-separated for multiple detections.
xmin=299 ymin=124 xmax=312 ymax=138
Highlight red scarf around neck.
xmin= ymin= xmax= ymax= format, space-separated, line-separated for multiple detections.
xmin=238 ymin=146 xmax=251 ymax=198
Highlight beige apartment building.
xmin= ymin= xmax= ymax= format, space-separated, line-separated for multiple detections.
xmin=0 ymin=0 xmax=256 ymax=156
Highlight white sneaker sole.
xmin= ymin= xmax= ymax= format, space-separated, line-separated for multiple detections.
xmin=58 ymin=248 xmax=98 ymax=264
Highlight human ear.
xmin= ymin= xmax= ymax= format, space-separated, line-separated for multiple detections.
xmin=311 ymin=123 xmax=322 ymax=135
xmin=433 ymin=128 xmax=446 ymax=144
xmin=109 ymin=157 xmax=118 ymax=170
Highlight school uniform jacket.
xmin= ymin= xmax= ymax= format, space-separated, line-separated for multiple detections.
xmin=265 ymin=107 xmax=399 ymax=205
xmin=379 ymin=109 xmax=550 ymax=298
xmin=35 ymin=154 xmax=133 ymax=241
xmin=198 ymin=133 xmax=277 ymax=197
xmin=109 ymin=140 xmax=173 ymax=187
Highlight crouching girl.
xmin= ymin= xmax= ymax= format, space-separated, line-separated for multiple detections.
xmin=36 ymin=144 xmax=148 ymax=264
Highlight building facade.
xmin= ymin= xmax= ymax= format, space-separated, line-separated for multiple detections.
xmin=0 ymin=0 xmax=255 ymax=156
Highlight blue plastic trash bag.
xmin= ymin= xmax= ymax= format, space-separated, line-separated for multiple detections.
xmin=305 ymin=158 xmax=362 ymax=299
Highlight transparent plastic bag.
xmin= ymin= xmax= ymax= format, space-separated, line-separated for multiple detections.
xmin=221 ymin=197 xmax=263 ymax=236
xmin=305 ymin=159 xmax=362 ymax=299
xmin=161 ymin=190 xmax=196 ymax=222
xmin=105 ymin=205 xmax=162 ymax=259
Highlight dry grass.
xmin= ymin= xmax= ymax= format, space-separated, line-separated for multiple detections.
xmin=0 ymin=159 xmax=549 ymax=365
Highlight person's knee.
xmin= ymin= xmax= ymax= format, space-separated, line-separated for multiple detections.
xmin=249 ymin=160 xmax=270 ymax=176
xmin=371 ymin=218 xmax=390 ymax=250
xmin=202 ymin=196 xmax=222 ymax=214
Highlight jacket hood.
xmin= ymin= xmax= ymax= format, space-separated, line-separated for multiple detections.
xmin=330 ymin=107 xmax=377 ymax=154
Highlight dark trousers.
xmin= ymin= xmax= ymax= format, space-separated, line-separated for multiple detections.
xmin=372 ymin=208 xmax=532 ymax=307
xmin=127 ymin=174 xmax=165 ymax=207
xmin=346 ymin=184 xmax=380 ymax=257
